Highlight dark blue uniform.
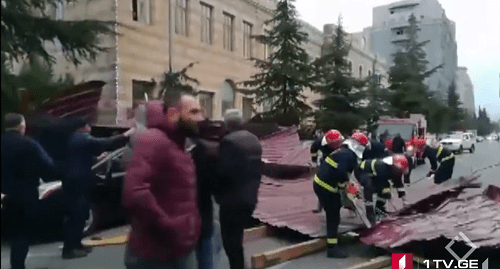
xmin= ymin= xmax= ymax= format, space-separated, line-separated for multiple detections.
xmin=362 ymin=139 xmax=389 ymax=160
xmin=422 ymin=145 xmax=455 ymax=184
xmin=2 ymin=130 xmax=58 ymax=269
xmin=313 ymin=146 xmax=358 ymax=256
xmin=310 ymin=138 xmax=334 ymax=164
xmin=355 ymin=159 xmax=404 ymax=216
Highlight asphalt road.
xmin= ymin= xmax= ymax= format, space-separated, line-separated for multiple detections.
xmin=1 ymin=140 xmax=498 ymax=269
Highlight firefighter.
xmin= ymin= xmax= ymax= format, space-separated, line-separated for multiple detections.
xmin=313 ymin=132 xmax=368 ymax=258
xmin=415 ymin=139 xmax=455 ymax=184
xmin=355 ymin=155 xmax=409 ymax=224
xmin=402 ymin=145 xmax=415 ymax=185
xmin=310 ymin=130 xmax=345 ymax=213
xmin=362 ymin=133 xmax=390 ymax=160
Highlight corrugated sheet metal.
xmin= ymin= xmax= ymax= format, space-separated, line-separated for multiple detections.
xmin=360 ymin=181 xmax=500 ymax=250
xmin=254 ymin=127 xmax=365 ymax=237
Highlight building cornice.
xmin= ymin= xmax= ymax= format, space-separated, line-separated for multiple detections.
xmin=239 ymin=0 xmax=276 ymax=14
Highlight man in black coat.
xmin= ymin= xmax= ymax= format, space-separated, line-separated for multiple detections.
xmin=191 ymin=119 xmax=224 ymax=269
xmin=215 ymin=109 xmax=262 ymax=269
xmin=1 ymin=113 xmax=59 ymax=269
xmin=363 ymin=134 xmax=389 ymax=161
xmin=61 ymin=116 xmax=134 ymax=259
xmin=392 ymin=133 xmax=406 ymax=154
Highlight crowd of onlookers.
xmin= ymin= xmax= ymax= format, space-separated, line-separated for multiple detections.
xmin=1 ymin=91 xmax=263 ymax=269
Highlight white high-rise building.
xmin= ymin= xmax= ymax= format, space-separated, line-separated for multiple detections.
xmin=357 ymin=0 xmax=458 ymax=102
xmin=456 ymin=67 xmax=475 ymax=115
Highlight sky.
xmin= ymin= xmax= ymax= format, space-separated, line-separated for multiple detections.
xmin=295 ymin=0 xmax=500 ymax=121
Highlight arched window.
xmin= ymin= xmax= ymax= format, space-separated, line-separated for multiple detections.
xmin=221 ymin=79 xmax=235 ymax=115
xmin=359 ymin=65 xmax=363 ymax=78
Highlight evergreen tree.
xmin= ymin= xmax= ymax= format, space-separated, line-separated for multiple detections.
xmin=312 ymin=16 xmax=366 ymax=134
xmin=388 ymin=13 xmax=443 ymax=116
xmin=477 ymin=106 xmax=494 ymax=136
xmin=364 ymin=58 xmax=390 ymax=133
xmin=239 ymin=0 xmax=313 ymax=126
xmin=1 ymin=0 xmax=114 ymax=130
xmin=447 ymin=81 xmax=466 ymax=131
xmin=159 ymin=62 xmax=199 ymax=98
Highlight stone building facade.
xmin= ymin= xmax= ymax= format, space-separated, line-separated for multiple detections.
xmin=362 ymin=0 xmax=458 ymax=102
xmin=48 ymin=0 xmax=323 ymax=125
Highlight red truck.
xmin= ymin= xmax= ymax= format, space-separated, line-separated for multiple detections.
xmin=375 ymin=114 xmax=427 ymax=165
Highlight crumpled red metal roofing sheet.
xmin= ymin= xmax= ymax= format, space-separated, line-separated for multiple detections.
xmin=254 ymin=127 xmax=365 ymax=237
xmin=360 ymin=182 xmax=500 ymax=250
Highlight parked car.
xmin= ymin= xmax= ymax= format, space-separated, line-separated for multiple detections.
xmin=440 ymin=132 xmax=475 ymax=154
xmin=476 ymin=136 xmax=484 ymax=142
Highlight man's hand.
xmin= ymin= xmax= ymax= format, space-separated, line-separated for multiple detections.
xmin=123 ymin=127 xmax=136 ymax=137
xmin=1 ymin=193 xmax=5 ymax=209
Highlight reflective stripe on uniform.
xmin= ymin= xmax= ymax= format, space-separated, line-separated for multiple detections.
xmin=360 ymin=160 xmax=377 ymax=176
xmin=327 ymin=238 xmax=338 ymax=244
xmin=382 ymin=188 xmax=391 ymax=194
xmin=360 ymin=160 xmax=367 ymax=170
xmin=437 ymin=146 xmax=443 ymax=159
xmin=325 ymin=157 xmax=338 ymax=168
xmin=371 ymin=160 xmax=377 ymax=176
xmin=441 ymin=153 xmax=455 ymax=162
xmin=397 ymin=188 xmax=406 ymax=192
xmin=314 ymin=175 xmax=339 ymax=193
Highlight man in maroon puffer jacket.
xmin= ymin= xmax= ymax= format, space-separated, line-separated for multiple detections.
xmin=122 ymin=92 xmax=204 ymax=268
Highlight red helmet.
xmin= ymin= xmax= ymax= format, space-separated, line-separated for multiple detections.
xmin=393 ymin=154 xmax=409 ymax=173
xmin=351 ymin=132 xmax=369 ymax=147
xmin=323 ymin=129 xmax=343 ymax=148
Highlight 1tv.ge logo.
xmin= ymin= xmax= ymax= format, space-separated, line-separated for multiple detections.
xmin=392 ymin=232 xmax=490 ymax=269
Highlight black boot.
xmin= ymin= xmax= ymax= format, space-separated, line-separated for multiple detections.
xmin=366 ymin=205 xmax=376 ymax=225
xmin=62 ymin=248 xmax=88 ymax=259
xmin=327 ymin=245 xmax=348 ymax=258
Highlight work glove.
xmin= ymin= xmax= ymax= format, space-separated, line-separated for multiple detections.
xmin=346 ymin=182 xmax=361 ymax=198
xmin=401 ymin=196 xmax=409 ymax=207
xmin=426 ymin=170 xmax=436 ymax=177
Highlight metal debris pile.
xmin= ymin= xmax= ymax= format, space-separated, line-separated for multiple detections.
xmin=360 ymin=177 xmax=500 ymax=261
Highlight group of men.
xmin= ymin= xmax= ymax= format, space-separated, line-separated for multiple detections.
xmin=122 ymin=93 xmax=263 ymax=269
xmin=310 ymin=129 xmax=456 ymax=258
xmin=1 ymin=92 xmax=263 ymax=269
xmin=1 ymin=113 xmax=134 ymax=269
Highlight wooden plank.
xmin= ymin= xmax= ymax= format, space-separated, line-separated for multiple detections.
xmin=244 ymin=225 xmax=273 ymax=243
xmin=345 ymin=256 xmax=392 ymax=269
xmin=82 ymin=226 xmax=269 ymax=247
xmin=82 ymin=235 xmax=129 ymax=247
xmin=251 ymin=238 xmax=327 ymax=269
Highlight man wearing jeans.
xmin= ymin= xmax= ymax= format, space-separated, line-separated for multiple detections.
xmin=214 ymin=109 xmax=262 ymax=269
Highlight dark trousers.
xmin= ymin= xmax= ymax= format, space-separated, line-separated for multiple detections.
xmin=219 ymin=205 xmax=254 ymax=269
xmin=5 ymin=200 xmax=37 ymax=269
xmin=63 ymin=192 xmax=88 ymax=252
xmin=313 ymin=183 xmax=342 ymax=248
xmin=125 ymin=245 xmax=197 ymax=269
xmin=196 ymin=226 xmax=213 ymax=269
xmin=435 ymin=158 xmax=455 ymax=184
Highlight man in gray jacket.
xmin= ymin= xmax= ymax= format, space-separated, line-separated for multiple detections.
xmin=215 ymin=109 xmax=262 ymax=269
